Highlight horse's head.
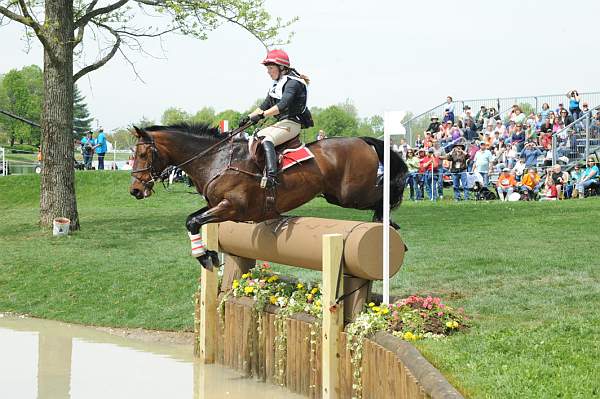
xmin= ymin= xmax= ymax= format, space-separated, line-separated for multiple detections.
xmin=129 ymin=126 xmax=168 ymax=199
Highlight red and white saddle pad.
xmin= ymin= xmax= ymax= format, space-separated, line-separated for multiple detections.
xmin=279 ymin=145 xmax=315 ymax=171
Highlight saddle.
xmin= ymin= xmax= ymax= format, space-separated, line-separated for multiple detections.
xmin=249 ymin=135 xmax=305 ymax=172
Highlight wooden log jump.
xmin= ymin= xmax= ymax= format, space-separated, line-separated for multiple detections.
xmin=218 ymin=217 xmax=405 ymax=280
xmin=198 ymin=217 xmax=409 ymax=399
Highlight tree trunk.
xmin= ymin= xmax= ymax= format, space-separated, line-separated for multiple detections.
xmin=39 ymin=0 xmax=79 ymax=230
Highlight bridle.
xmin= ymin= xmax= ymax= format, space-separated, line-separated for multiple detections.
xmin=130 ymin=138 xmax=163 ymax=191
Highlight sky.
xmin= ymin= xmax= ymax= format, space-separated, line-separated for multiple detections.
xmin=1 ymin=0 xmax=599 ymax=131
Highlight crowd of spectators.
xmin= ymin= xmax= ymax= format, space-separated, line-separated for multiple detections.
xmin=395 ymin=92 xmax=600 ymax=201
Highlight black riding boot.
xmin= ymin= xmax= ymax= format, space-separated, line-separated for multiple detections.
xmin=261 ymin=140 xmax=279 ymax=188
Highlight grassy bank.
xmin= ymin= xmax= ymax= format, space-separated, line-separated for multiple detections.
xmin=1 ymin=171 xmax=599 ymax=398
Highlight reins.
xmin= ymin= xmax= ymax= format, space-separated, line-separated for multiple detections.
xmin=174 ymin=121 xmax=255 ymax=170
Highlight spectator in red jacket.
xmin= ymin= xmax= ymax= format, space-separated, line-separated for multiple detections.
xmin=420 ymin=148 xmax=440 ymax=201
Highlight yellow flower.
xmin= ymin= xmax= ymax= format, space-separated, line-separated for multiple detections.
xmin=241 ymin=273 xmax=250 ymax=279
xmin=269 ymin=296 xmax=277 ymax=304
xmin=380 ymin=308 xmax=390 ymax=315
xmin=311 ymin=287 xmax=319 ymax=294
xmin=446 ymin=321 xmax=459 ymax=329
xmin=267 ymin=275 xmax=279 ymax=283
xmin=307 ymin=293 xmax=313 ymax=301
xmin=368 ymin=302 xmax=375 ymax=307
xmin=372 ymin=306 xmax=381 ymax=313
xmin=232 ymin=280 xmax=239 ymax=289
xmin=315 ymin=300 xmax=321 ymax=307
xmin=244 ymin=286 xmax=254 ymax=295
xmin=297 ymin=283 xmax=304 ymax=290
xmin=403 ymin=331 xmax=416 ymax=342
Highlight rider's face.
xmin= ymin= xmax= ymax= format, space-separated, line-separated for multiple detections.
xmin=266 ymin=64 xmax=280 ymax=80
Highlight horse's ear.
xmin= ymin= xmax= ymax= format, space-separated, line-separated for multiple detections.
xmin=132 ymin=125 xmax=147 ymax=138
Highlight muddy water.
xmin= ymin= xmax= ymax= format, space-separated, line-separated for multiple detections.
xmin=0 ymin=315 xmax=302 ymax=399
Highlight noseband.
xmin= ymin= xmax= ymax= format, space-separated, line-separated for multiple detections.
xmin=130 ymin=139 xmax=164 ymax=190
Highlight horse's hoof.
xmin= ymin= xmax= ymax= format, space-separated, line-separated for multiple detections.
xmin=196 ymin=254 xmax=214 ymax=270
xmin=207 ymin=250 xmax=220 ymax=268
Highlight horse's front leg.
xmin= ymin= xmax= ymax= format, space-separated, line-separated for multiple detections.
xmin=185 ymin=206 xmax=209 ymax=235
xmin=184 ymin=206 xmax=219 ymax=269
xmin=186 ymin=199 xmax=239 ymax=269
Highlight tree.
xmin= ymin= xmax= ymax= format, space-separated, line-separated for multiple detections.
xmin=73 ymin=85 xmax=93 ymax=137
xmin=191 ymin=106 xmax=216 ymax=125
xmin=161 ymin=107 xmax=191 ymax=125
xmin=0 ymin=65 xmax=43 ymax=145
xmin=518 ymin=102 xmax=535 ymax=116
xmin=214 ymin=109 xmax=242 ymax=128
xmin=0 ymin=1 xmax=294 ymax=230
xmin=314 ymin=105 xmax=358 ymax=138
xmin=106 ymin=127 xmax=136 ymax=150
xmin=136 ymin=116 xmax=155 ymax=128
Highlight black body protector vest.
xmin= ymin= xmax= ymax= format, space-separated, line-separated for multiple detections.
xmin=260 ymin=73 xmax=314 ymax=128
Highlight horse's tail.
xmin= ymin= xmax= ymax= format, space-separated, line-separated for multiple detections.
xmin=360 ymin=136 xmax=408 ymax=210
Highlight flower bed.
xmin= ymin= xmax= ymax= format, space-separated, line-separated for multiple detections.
xmin=223 ymin=263 xmax=469 ymax=399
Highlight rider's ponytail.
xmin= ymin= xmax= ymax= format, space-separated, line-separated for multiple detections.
xmin=288 ymin=67 xmax=310 ymax=85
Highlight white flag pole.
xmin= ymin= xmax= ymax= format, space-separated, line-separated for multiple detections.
xmin=382 ymin=111 xmax=406 ymax=305
xmin=383 ymin=128 xmax=390 ymax=305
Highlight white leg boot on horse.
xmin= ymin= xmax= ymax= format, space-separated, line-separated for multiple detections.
xmin=186 ymin=199 xmax=239 ymax=269
xmin=188 ymin=232 xmax=205 ymax=257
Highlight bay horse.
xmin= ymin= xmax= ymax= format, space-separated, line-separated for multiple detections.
xmin=129 ymin=123 xmax=407 ymax=268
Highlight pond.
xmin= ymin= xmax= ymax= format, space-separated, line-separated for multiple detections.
xmin=0 ymin=315 xmax=302 ymax=399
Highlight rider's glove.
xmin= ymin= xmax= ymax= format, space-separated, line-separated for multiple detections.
xmin=250 ymin=113 xmax=265 ymax=124
xmin=238 ymin=116 xmax=250 ymax=127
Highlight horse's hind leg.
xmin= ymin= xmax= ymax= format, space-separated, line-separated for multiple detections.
xmin=186 ymin=199 xmax=240 ymax=269
xmin=371 ymin=202 xmax=401 ymax=230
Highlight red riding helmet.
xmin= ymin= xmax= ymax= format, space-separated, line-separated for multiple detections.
xmin=261 ymin=49 xmax=290 ymax=68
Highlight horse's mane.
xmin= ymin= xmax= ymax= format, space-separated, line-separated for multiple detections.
xmin=144 ymin=123 xmax=221 ymax=139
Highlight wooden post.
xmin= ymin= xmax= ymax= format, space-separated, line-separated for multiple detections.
xmin=220 ymin=255 xmax=255 ymax=294
xmin=322 ymin=234 xmax=344 ymax=399
xmin=198 ymin=223 xmax=219 ymax=363
xmin=343 ymin=276 xmax=372 ymax=323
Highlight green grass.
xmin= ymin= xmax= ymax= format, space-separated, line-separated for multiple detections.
xmin=1 ymin=172 xmax=599 ymax=398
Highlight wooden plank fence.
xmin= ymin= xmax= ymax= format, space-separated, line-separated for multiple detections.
xmin=213 ymin=297 xmax=452 ymax=399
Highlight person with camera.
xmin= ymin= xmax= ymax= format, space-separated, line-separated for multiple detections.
xmin=446 ymin=139 xmax=469 ymax=200
xmin=567 ymin=90 xmax=581 ymax=121
xmin=80 ymin=131 xmax=95 ymax=170
xmin=419 ymin=148 xmax=439 ymax=201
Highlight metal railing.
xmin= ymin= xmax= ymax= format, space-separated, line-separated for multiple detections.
xmin=0 ymin=147 xmax=6 ymax=176
xmin=403 ymin=91 xmax=600 ymax=144
xmin=551 ymin=105 xmax=600 ymax=165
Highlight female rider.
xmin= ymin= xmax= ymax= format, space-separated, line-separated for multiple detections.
xmin=240 ymin=49 xmax=313 ymax=188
